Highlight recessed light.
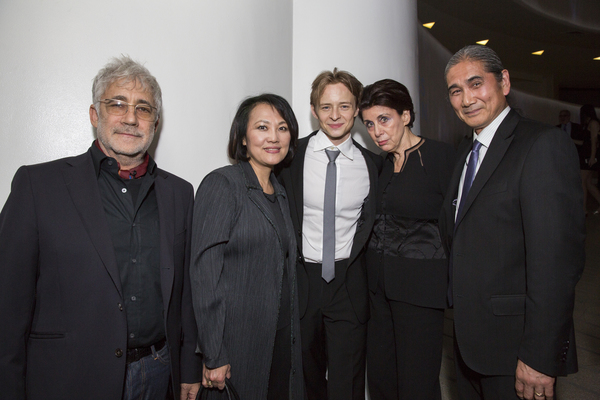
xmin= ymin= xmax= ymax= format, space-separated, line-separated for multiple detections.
xmin=476 ymin=40 xmax=489 ymax=45
xmin=423 ymin=22 xmax=435 ymax=29
xmin=532 ymin=50 xmax=544 ymax=55
xmin=594 ymin=56 xmax=600 ymax=61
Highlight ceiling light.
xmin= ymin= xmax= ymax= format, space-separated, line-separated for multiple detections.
xmin=532 ymin=50 xmax=544 ymax=55
xmin=594 ymin=57 xmax=600 ymax=61
xmin=476 ymin=40 xmax=489 ymax=45
xmin=423 ymin=22 xmax=435 ymax=29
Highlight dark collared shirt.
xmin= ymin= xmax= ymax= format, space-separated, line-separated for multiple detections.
xmin=91 ymin=143 xmax=164 ymax=348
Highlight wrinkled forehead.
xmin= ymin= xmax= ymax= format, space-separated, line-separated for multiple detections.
xmin=104 ymin=78 xmax=153 ymax=101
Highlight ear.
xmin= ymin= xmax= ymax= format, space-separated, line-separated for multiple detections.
xmin=402 ymin=110 xmax=411 ymax=126
xmin=242 ymin=137 xmax=247 ymax=146
xmin=353 ymin=103 xmax=359 ymax=118
xmin=154 ymin=116 xmax=160 ymax=131
xmin=500 ymin=69 xmax=511 ymax=96
xmin=311 ymin=105 xmax=318 ymax=120
xmin=89 ymin=104 xmax=99 ymax=128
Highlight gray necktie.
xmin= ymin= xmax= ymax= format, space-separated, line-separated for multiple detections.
xmin=322 ymin=149 xmax=340 ymax=282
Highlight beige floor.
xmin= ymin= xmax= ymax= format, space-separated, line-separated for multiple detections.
xmin=440 ymin=211 xmax=600 ymax=399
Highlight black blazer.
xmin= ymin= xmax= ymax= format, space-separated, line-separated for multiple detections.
xmin=440 ymin=110 xmax=585 ymax=377
xmin=0 ymin=147 xmax=201 ymax=400
xmin=191 ymin=161 xmax=304 ymax=400
xmin=278 ymin=131 xmax=381 ymax=324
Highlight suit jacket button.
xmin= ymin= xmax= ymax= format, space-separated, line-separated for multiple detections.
xmin=115 ymin=348 xmax=123 ymax=357
xmin=118 ymin=303 xmax=123 ymax=311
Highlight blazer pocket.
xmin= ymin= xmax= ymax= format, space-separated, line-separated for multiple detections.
xmin=490 ymin=294 xmax=525 ymax=316
xmin=29 ymin=332 xmax=66 ymax=339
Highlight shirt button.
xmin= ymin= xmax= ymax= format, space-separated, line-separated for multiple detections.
xmin=131 ymin=259 xmax=137 ymax=263
xmin=115 ymin=348 xmax=123 ymax=357
xmin=131 ymin=296 xmax=137 ymax=301
xmin=122 ymin=188 xmax=127 ymax=193
xmin=108 ymin=160 xmax=113 ymax=166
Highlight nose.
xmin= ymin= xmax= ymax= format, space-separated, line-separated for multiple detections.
xmin=331 ymin=107 xmax=340 ymax=120
xmin=267 ymin=127 xmax=279 ymax=142
xmin=121 ymin=105 xmax=139 ymax=125
xmin=462 ymin=90 xmax=475 ymax=107
xmin=373 ymin=124 xmax=382 ymax=137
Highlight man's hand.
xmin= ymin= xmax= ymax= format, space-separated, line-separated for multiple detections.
xmin=515 ymin=359 xmax=555 ymax=400
xmin=202 ymin=363 xmax=231 ymax=391
xmin=180 ymin=382 xmax=201 ymax=400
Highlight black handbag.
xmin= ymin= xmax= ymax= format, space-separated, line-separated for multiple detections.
xmin=196 ymin=378 xmax=240 ymax=400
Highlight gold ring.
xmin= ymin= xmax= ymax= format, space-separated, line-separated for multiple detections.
xmin=535 ymin=392 xmax=543 ymax=397
xmin=207 ymin=380 xmax=212 ymax=387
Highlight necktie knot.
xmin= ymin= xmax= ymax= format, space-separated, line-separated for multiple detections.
xmin=326 ymin=148 xmax=340 ymax=163
xmin=472 ymin=140 xmax=482 ymax=153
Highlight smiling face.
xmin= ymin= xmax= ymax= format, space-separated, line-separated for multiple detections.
xmin=311 ymin=82 xmax=359 ymax=145
xmin=243 ymin=103 xmax=291 ymax=174
xmin=89 ymin=79 xmax=159 ymax=168
xmin=446 ymin=60 xmax=510 ymax=134
xmin=361 ymin=106 xmax=412 ymax=154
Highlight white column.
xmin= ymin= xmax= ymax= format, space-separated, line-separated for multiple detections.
xmin=292 ymin=0 xmax=420 ymax=149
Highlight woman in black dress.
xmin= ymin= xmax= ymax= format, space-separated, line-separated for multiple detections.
xmin=359 ymin=79 xmax=454 ymax=400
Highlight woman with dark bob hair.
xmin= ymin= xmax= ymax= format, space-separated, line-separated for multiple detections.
xmin=579 ymin=104 xmax=600 ymax=215
xmin=359 ymin=79 xmax=454 ymax=400
xmin=190 ymin=94 xmax=304 ymax=399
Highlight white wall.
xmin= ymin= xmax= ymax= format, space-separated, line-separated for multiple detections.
xmin=0 ymin=0 xmax=293 ymax=205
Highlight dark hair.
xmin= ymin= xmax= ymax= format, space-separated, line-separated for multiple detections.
xmin=445 ymin=45 xmax=505 ymax=84
xmin=310 ymin=68 xmax=363 ymax=108
xmin=358 ymin=79 xmax=415 ymax=128
xmin=580 ymin=104 xmax=599 ymax=126
xmin=228 ymin=94 xmax=299 ymax=165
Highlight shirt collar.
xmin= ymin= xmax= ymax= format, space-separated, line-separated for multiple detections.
xmin=91 ymin=140 xmax=156 ymax=179
xmin=312 ymin=129 xmax=355 ymax=160
xmin=473 ymin=106 xmax=511 ymax=148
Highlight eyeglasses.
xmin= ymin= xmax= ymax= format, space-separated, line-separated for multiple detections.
xmin=98 ymin=99 xmax=157 ymax=121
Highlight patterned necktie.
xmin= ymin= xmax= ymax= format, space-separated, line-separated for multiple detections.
xmin=456 ymin=140 xmax=482 ymax=220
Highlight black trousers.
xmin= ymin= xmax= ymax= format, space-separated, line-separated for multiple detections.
xmin=453 ymin=336 xmax=521 ymax=400
xmin=301 ymin=261 xmax=367 ymax=400
xmin=367 ymin=275 xmax=444 ymax=400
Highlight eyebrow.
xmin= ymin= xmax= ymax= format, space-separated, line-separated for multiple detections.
xmin=447 ymin=75 xmax=484 ymax=91
xmin=109 ymin=95 xmax=153 ymax=106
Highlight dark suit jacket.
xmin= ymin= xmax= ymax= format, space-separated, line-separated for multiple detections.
xmin=191 ymin=161 xmax=303 ymax=400
xmin=440 ymin=110 xmax=585 ymax=377
xmin=278 ymin=131 xmax=381 ymax=324
xmin=0 ymin=147 xmax=201 ymax=400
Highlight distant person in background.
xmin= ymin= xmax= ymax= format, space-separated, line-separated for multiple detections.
xmin=579 ymin=104 xmax=600 ymax=215
xmin=359 ymin=79 xmax=455 ymax=400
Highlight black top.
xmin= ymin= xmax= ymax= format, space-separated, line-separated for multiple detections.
xmin=264 ymin=192 xmax=291 ymax=329
xmin=367 ymin=138 xmax=455 ymax=308
xmin=91 ymin=145 xmax=164 ymax=348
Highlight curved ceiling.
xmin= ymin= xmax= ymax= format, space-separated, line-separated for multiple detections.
xmin=418 ymin=0 xmax=600 ymax=100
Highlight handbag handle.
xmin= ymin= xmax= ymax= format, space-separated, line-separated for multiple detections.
xmin=196 ymin=378 xmax=240 ymax=400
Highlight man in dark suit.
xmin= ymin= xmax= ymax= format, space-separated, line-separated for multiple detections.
xmin=278 ymin=68 xmax=380 ymax=400
xmin=0 ymin=56 xmax=201 ymax=400
xmin=440 ymin=45 xmax=585 ymax=400
xmin=557 ymin=109 xmax=582 ymax=139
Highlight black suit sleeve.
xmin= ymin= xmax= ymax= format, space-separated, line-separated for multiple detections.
xmin=517 ymin=128 xmax=585 ymax=376
xmin=0 ymin=167 xmax=39 ymax=399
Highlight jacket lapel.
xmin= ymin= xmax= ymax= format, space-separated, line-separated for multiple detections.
xmin=288 ymin=133 xmax=314 ymax=250
xmin=155 ymin=170 xmax=175 ymax=312
xmin=348 ymin=141 xmax=378 ymax=264
xmin=454 ymin=110 xmax=518 ymax=230
xmin=62 ymin=152 xmax=122 ymax=296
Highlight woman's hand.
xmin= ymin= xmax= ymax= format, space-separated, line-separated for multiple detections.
xmin=202 ymin=363 xmax=231 ymax=391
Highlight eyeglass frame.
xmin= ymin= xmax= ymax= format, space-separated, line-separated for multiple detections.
xmin=96 ymin=99 xmax=158 ymax=121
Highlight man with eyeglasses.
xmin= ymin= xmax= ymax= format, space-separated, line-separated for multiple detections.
xmin=0 ymin=56 xmax=201 ymax=400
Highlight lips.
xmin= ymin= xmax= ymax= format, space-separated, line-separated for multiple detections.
xmin=378 ymin=140 xmax=388 ymax=147
xmin=329 ymin=123 xmax=344 ymax=129
xmin=264 ymin=147 xmax=281 ymax=153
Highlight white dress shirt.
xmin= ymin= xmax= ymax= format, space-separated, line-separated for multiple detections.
xmin=455 ymin=106 xmax=511 ymax=220
xmin=302 ymin=130 xmax=370 ymax=263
